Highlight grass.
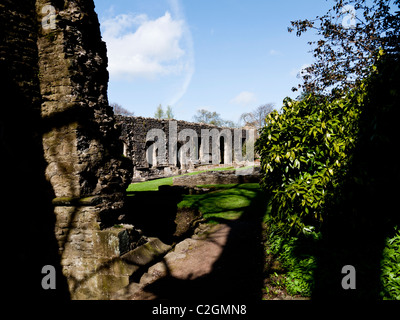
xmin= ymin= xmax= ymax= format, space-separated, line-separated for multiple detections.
xmin=126 ymin=174 xmax=282 ymax=298
xmin=126 ymin=176 xmax=175 ymax=192
xmin=126 ymin=166 xmax=254 ymax=192
xmin=177 ymin=183 xmax=265 ymax=223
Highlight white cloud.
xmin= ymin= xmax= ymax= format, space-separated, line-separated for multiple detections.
xmin=230 ymin=91 xmax=257 ymax=106
xmin=102 ymin=11 xmax=188 ymax=79
xmin=269 ymin=49 xmax=280 ymax=56
xmin=164 ymin=0 xmax=195 ymax=106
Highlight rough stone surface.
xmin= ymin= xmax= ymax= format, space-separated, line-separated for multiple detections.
xmin=36 ymin=0 xmax=132 ymax=200
xmin=1 ymin=0 xmax=72 ymax=300
xmin=173 ymin=169 xmax=260 ymax=187
xmin=116 ymin=116 xmax=250 ymax=181
xmin=1 ymin=0 xmax=140 ymax=300
xmin=111 ymin=224 xmax=229 ymax=300
xmin=34 ymin=0 xmax=135 ymax=299
xmin=173 ymin=208 xmax=203 ymax=238
xmin=121 ymin=237 xmax=172 ymax=267
xmin=0 ymin=0 xmax=257 ymax=301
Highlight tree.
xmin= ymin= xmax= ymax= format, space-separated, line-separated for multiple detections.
xmin=255 ymin=92 xmax=362 ymax=234
xmin=193 ymin=109 xmax=223 ymax=126
xmin=154 ymin=104 xmax=174 ymax=119
xmin=288 ymin=0 xmax=400 ymax=96
xmin=165 ymin=105 xmax=174 ymax=119
xmin=111 ymin=103 xmax=134 ymax=116
xmin=154 ymin=104 xmax=165 ymax=119
xmin=221 ymin=120 xmax=238 ymax=128
xmin=239 ymin=104 xmax=274 ymax=130
xmin=193 ymin=109 xmax=238 ymax=127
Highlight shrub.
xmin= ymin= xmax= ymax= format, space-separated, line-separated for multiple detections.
xmin=380 ymin=226 xmax=400 ymax=300
xmin=266 ymin=223 xmax=319 ymax=297
xmin=256 ymin=91 xmax=362 ymax=235
xmin=259 ymin=55 xmax=400 ymax=299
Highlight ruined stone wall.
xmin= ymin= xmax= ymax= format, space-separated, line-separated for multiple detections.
xmin=1 ymin=0 xmax=141 ymax=300
xmin=172 ymin=169 xmax=261 ymax=187
xmin=1 ymin=0 xmax=71 ymax=300
xmin=1 ymin=0 xmax=254 ymax=300
xmin=116 ymin=116 xmax=249 ymax=181
xmin=37 ymin=0 xmax=131 ymax=201
xmin=35 ymin=0 xmax=136 ymax=299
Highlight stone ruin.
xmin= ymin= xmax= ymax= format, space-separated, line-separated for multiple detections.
xmin=0 ymin=0 xmax=255 ymax=300
xmin=2 ymin=0 xmax=141 ymax=300
xmin=116 ymin=115 xmax=253 ymax=181
xmin=172 ymin=167 xmax=261 ymax=188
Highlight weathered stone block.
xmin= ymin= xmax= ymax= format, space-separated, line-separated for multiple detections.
xmin=174 ymin=207 xmax=203 ymax=237
xmin=94 ymin=225 xmax=136 ymax=258
xmin=52 ymin=196 xmax=102 ymax=206
xmin=121 ymin=237 xmax=172 ymax=267
xmin=97 ymin=274 xmax=130 ymax=299
xmin=172 ymin=170 xmax=260 ymax=187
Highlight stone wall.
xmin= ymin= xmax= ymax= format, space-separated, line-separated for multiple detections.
xmin=1 ymin=0 xmax=71 ymax=300
xmin=172 ymin=169 xmax=261 ymax=187
xmin=1 ymin=0 xmax=146 ymax=300
xmin=36 ymin=0 xmax=140 ymax=299
xmin=116 ymin=116 xmax=252 ymax=181
xmin=0 ymin=0 xmax=255 ymax=300
xmin=37 ymin=0 xmax=131 ymax=201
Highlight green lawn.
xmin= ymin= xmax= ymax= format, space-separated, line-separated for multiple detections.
xmin=126 ymin=166 xmax=254 ymax=192
xmin=177 ymin=183 xmax=267 ymax=223
xmin=126 ymin=166 xmax=265 ymax=223
xmin=126 ymin=176 xmax=175 ymax=192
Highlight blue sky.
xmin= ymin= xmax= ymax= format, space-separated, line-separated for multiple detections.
xmin=93 ymin=0 xmax=334 ymax=123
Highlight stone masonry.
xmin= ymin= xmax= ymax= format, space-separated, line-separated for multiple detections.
xmin=35 ymin=0 xmax=146 ymax=299
xmin=0 ymin=0 xmax=254 ymax=300
xmin=116 ymin=116 xmax=252 ymax=181
xmin=1 ymin=0 xmax=159 ymax=300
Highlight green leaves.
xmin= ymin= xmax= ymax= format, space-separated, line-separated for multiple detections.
xmin=380 ymin=227 xmax=400 ymax=300
xmin=256 ymin=90 xmax=362 ymax=234
xmin=265 ymin=229 xmax=318 ymax=297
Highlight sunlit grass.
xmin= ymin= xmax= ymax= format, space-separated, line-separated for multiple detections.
xmin=177 ymin=183 xmax=264 ymax=223
xmin=126 ymin=166 xmax=255 ymax=192
xmin=126 ymin=176 xmax=174 ymax=192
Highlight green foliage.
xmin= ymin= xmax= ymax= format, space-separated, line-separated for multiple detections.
xmin=154 ymin=104 xmax=175 ymax=119
xmin=259 ymin=55 xmax=400 ymax=299
xmin=256 ymin=90 xmax=363 ymax=234
xmin=165 ymin=105 xmax=174 ymax=119
xmin=126 ymin=166 xmax=236 ymax=192
xmin=154 ymin=104 xmax=165 ymax=119
xmin=266 ymin=222 xmax=319 ymax=297
xmin=127 ymin=176 xmax=174 ymax=192
xmin=288 ymin=0 xmax=400 ymax=95
xmin=380 ymin=226 xmax=400 ymax=300
xmin=193 ymin=109 xmax=238 ymax=127
xmin=178 ymin=183 xmax=264 ymax=223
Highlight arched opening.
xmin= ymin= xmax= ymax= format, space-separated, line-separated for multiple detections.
xmin=145 ymin=140 xmax=155 ymax=167
xmin=220 ymin=136 xmax=225 ymax=164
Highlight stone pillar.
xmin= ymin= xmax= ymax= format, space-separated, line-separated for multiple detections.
xmin=1 ymin=0 xmax=70 ymax=301
xmin=35 ymin=0 xmax=133 ymax=299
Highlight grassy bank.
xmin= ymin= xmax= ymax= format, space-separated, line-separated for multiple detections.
xmin=125 ymin=175 xmax=317 ymax=299
xmin=126 ymin=166 xmax=254 ymax=192
xmin=178 ymin=183 xmax=266 ymax=223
